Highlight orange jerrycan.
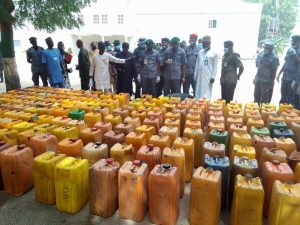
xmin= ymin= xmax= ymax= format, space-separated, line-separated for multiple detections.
xmin=110 ymin=143 xmax=134 ymax=166
xmin=143 ymin=117 xmax=160 ymax=133
xmin=17 ymin=129 xmax=41 ymax=146
xmin=93 ymin=121 xmax=112 ymax=134
xmin=125 ymin=132 xmax=147 ymax=157
xmin=102 ymin=131 xmax=125 ymax=150
xmin=123 ymin=116 xmax=141 ymax=131
xmin=260 ymin=148 xmax=287 ymax=170
xmin=252 ymin=135 xmax=275 ymax=164
xmin=136 ymin=125 xmax=156 ymax=141
xmin=189 ymin=167 xmax=221 ymax=225
xmin=52 ymin=126 xmax=79 ymax=142
xmin=0 ymin=128 xmax=18 ymax=145
xmin=57 ymin=138 xmax=83 ymax=157
xmin=268 ymin=181 xmax=300 ymax=225
xmin=83 ymin=112 xmax=102 ymax=128
xmin=231 ymin=174 xmax=264 ymax=225
xmin=118 ymin=160 xmax=149 ymax=222
xmin=162 ymin=147 xmax=185 ymax=198
xmin=89 ymin=158 xmax=120 ymax=217
xmin=274 ymin=137 xmax=296 ymax=157
xmin=149 ymin=134 xmax=171 ymax=150
xmin=149 ymin=164 xmax=180 ymax=225
xmin=79 ymin=127 xmax=102 ymax=146
xmin=136 ymin=144 xmax=161 ymax=172
xmin=33 ymin=152 xmax=66 ymax=204
xmin=173 ymin=137 xmax=194 ymax=183
xmin=114 ymin=123 xmax=134 ymax=136
xmin=29 ymin=133 xmax=58 ymax=156
xmin=159 ymin=126 xmax=179 ymax=144
xmin=54 ymin=157 xmax=89 ymax=213
xmin=296 ymin=163 xmax=300 ymax=182
xmin=262 ymin=160 xmax=295 ymax=217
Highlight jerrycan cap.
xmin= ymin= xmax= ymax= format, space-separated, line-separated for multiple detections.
xmin=162 ymin=163 xmax=172 ymax=170
xmin=206 ymin=167 xmax=214 ymax=173
xmin=62 ymin=116 xmax=68 ymax=119
xmin=91 ymin=127 xmax=98 ymax=132
xmin=106 ymin=158 xmax=114 ymax=164
xmin=0 ymin=141 xmax=6 ymax=146
xmin=272 ymin=160 xmax=280 ymax=165
xmin=18 ymin=144 xmax=26 ymax=150
xmin=245 ymin=174 xmax=253 ymax=180
xmin=147 ymin=144 xmax=154 ymax=151
xmin=95 ymin=142 xmax=102 ymax=146
xmin=133 ymin=160 xmax=141 ymax=166
xmin=69 ymin=138 xmax=78 ymax=142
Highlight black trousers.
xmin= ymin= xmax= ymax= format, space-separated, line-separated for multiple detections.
xmin=142 ymin=78 xmax=156 ymax=97
xmin=280 ymin=80 xmax=295 ymax=104
xmin=183 ymin=74 xmax=196 ymax=96
xmin=32 ymin=72 xmax=48 ymax=86
xmin=156 ymin=76 xmax=164 ymax=97
xmin=80 ymin=77 xmax=89 ymax=90
xmin=221 ymin=83 xmax=236 ymax=103
xmin=164 ymin=79 xmax=181 ymax=96
xmin=254 ymin=82 xmax=272 ymax=105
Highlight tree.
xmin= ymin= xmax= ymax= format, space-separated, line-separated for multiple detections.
xmin=0 ymin=0 xmax=95 ymax=91
xmin=244 ymin=0 xmax=298 ymax=53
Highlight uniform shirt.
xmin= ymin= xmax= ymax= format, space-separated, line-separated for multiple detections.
xmin=221 ymin=52 xmax=242 ymax=84
xmin=133 ymin=47 xmax=146 ymax=74
xmin=26 ymin=46 xmax=45 ymax=73
xmin=90 ymin=52 xmax=125 ymax=90
xmin=78 ymin=48 xmax=90 ymax=76
xmin=256 ymin=52 xmax=279 ymax=82
xmin=141 ymin=49 xmax=162 ymax=78
xmin=282 ymin=47 xmax=300 ymax=81
xmin=185 ymin=45 xmax=200 ymax=75
xmin=163 ymin=47 xmax=187 ymax=80
xmin=42 ymin=48 xmax=64 ymax=85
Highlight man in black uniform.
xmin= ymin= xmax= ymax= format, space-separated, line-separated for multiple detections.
xmin=133 ymin=37 xmax=146 ymax=98
xmin=220 ymin=40 xmax=244 ymax=103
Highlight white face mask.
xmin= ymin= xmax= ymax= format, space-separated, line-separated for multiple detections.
xmin=224 ymin=48 xmax=229 ymax=54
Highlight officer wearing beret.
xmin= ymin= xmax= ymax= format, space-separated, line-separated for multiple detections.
xmin=134 ymin=37 xmax=147 ymax=98
xmin=254 ymin=41 xmax=279 ymax=104
xmin=163 ymin=37 xmax=187 ymax=95
xmin=277 ymin=35 xmax=300 ymax=106
xmin=221 ymin=40 xmax=244 ymax=103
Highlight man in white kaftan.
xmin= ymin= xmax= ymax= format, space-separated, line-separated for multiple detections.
xmin=90 ymin=41 xmax=126 ymax=92
xmin=194 ymin=36 xmax=218 ymax=99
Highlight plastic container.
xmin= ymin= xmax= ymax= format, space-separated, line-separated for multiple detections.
xmin=32 ymin=123 xmax=57 ymax=134
xmin=93 ymin=121 xmax=112 ymax=134
xmin=54 ymin=157 xmax=89 ymax=213
xmin=65 ymin=119 xmax=88 ymax=132
xmin=89 ymin=158 xmax=120 ymax=217
xmin=104 ymin=114 xmax=122 ymax=129
xmin=68 ymin=109 xmax=86 ymax=120
xmin=143 ymin=117 xmax=160 ymax=133
xmin=33 ymin=152 xmax=66 ymax=204
xmin=110 ymin=143 xmax=134 ymax=166
xmin=147 ymin=110 xmax=164 ymax=126
xmin=149 ymin=164 xmax=180 ymax=225
xmin=230 ymin=132 xmax=252 ymax=154
xmin=231 ymin=144 xmax=256 ymax=163
xmin=164 ymin=118 xmax=181 ymax=135
xmin=149 ymin=134 xmax=171 ymax=150
xmin=209 ymin=129 xmax=228 ymax=150
xmin=136 ymin=125 xmax=156 ymax=141
xmin=136 ymin=145 xmax=161 ymax=172
xmin=269 ymin=121 xmax=288 ymax=137
xmin=228 ymin=124 xmax=247 ymax=138
xmin=0 ymin=145 xmax=33 ymax=196
xmin=226 ymin=117 xmax=244 ymax=131
xmin=118 ymin=160 xmax=148 ymax=222
xmin=249 ymin=126 xmax=270 ymax=137
xmin=123 ymin=116 xmax=141 ymax=131
xmin=274 ymin=137 xmax=296 ymax=157
xmin=246 ymin=118 xmax=264 ymax=132
xmin=162 ymin=147 xmax=185 ymax=198
xmin=287 ymin=151 xmax=300 ymax=171
xmin=29 ymin=133 xmax=58 ymax=156
xmin=81 ymin=142 xmax=108 ymax=166
xmin=203 ymin=142 xmax=226 ymax=164
xmin=125 ymin=132 xmax=148 ymax=157
xmin=0 ymin=128 xmax=18 ymax=146
xmin=79 ymin=127 xmax=102 ymax=146
xmin=102 ymin=131 xmax=125 ymax=150
xmin=159 ymin=126 xmax=179 ymax=144
xmin=17 ymin=129 xmax=41 ymax=146
xmin=131 ymin=110 xmax=147 ymax=123
xmin=57 ymin=138 xmax=83 ymax=157
xmin=112 ymin=107 xmax=130 ymax=121
xmin=272 ymin=128 xmax=294 ymax=139
xmin=52 ymin=126 xmax=79 ymax=142
xmin=206 ymin=122 xmax=225 ymax=138
xmin=290 ymin=122 xmax=300 ymax=150
xmin=260 ymin=148 xmax=288 ymax=170
xmin=204 ymin=155 xmax=230 ymax=210
xmin=261 ymin=160 xmax=295 ymax=217
xmin=231 ymin=174 xmax=264 ymax=225
xmin=50 ymin=116 xmax=72 ymax=127
xmin=173 ymin=137 xmax=194 ymax=183
xmin=189 ymin=167 xmax=221 ymax=225
xmin=84 ymin=112 xmax=102 ymax=128
xmin=12 ymin=122 xmax=36 ymax=133
xmin=252 ymin=135 xmax=275 ymax=163
xmin=114 ymin=123 xmax=134 ymax=136
xmin=183 ymin=127 xmax=204 ymax=168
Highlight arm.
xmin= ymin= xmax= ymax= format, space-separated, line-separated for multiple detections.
xmin=109 ymin=54 xmax=126 ymax=64
xmin=181 ymin=51 xmax=187 ymax=81
xmin=194 ymin=54 xmax=200 ymax=80
xmin=276 ymin=64 xmax=284 ymax=82
xmin=26 ymin=50 xmax=31 ymax=63
xmin=237 ymin=59 xmax=244 ymax=79
xmin=211 ymin=52 xmax=218 ymax=79
xmin=89 ymin=56 xmax=95 ymax=77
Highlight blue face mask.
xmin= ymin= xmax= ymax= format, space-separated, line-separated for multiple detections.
xmin=224 ymin=48 xmax=229 ymax=54
xmin=106 ymin=46 xmax=112 ymax=52
xmin=138 ymin=43 xmax=145 ymax=49
xmin=115 ymin=45 xmax=121 ymax=51
xmin=198 ymin=43 xmax=203 ymax=49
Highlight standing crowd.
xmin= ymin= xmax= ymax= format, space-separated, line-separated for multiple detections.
xmin=5 ymin=33 xmax=300 ymax=109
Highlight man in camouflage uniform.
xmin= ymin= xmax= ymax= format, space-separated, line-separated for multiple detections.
xmin=220 ymin=40 xmax=244 ymax=103
xmin=134 ymin=37 xmax=147 ymax=98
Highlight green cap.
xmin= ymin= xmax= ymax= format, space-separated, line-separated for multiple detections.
xmin=145 ymin=39 xmax=154 ymax=45
xmin=113 ymin=40 xmax=121 ymax=46
xmin=170 ymin=37 xmax=180 ymax=44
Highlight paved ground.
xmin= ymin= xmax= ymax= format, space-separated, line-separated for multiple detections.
xmin=0 ymin=53 xmax=272 ymax=225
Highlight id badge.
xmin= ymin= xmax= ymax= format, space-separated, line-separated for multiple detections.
xmin=144 ymin=57 xmax=148 ymax=65
xmin=204 ymin=59 xmax=208 ymax=66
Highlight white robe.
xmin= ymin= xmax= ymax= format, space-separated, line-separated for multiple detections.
xmin=90 ymin=52 xmax=125 ymax=90
xmin=194 ymin=49 xmax=218 ymax=99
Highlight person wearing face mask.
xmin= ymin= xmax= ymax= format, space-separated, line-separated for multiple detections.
xmin=184 ymin=33 xmax=201 ymax=96
xmin=198 ymin=38 xmax=203 ymax=49
xmin=156 ymin=37 xmax=170 ymax=97
xmin=276 ymin=35 xmax=300 ymax=105
xmin=89 ymin=41 xmax=133 ymax=93
xmin=253 ymin=42 xmax=279 ymax=104
xmin=140 ymin=39 xmax=162 ymax=97
xmin=115 ymin=42 xmax=136 ymax=95
xmin=220 ymin=40 xmax=244 ymax=103
xmin=194 ymin=35 xmax=218 ymax=99
xmin=163 ymin=37 xmax=187 ymax=95
xmin=105 ymin=41 xmax=113 ymax=53
xmin=134 ymin=37 xmax=147 ymax=98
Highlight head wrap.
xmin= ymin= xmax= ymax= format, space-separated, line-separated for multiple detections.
xmin=171 ymin=37 xmax=180 ymax=44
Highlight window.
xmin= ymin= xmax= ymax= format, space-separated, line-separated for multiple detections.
xmin=78 ymin=15 xmax=84 ymax=23
xmin=93 ymin=15 xmax=100 ymax=24
xmin=117 ymin=15 xmax=124 ymax=24
xmin=208 ymin=20 xmax=217 ymax=28
xmin=102 ymin=14 xmax=108 ymax=24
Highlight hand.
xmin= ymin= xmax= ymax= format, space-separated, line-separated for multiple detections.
xmin=137 ymin=74 xmax=141 ymax=83
xmin=276 ymin=75 xmax=280 ymax=83
xmin=253 ymin=79 xmax=256 ymax=85
xmin=89 ymin=77 xmax=93 ymax=89
xmin=237 ymin=75 xmax=240 ymax=80
xmin=210 ymin=78 xmax=215 ymax=84
xmin=288 ymin=48 xmax=297 ymax=55
xmin=165 ymin=59 xmax=172 ymax=65
xmin=75 ymin=65 xmax=79 ymax=70
xmin=156 ymin=76 xmax=160 ymax=83
xmin=181 ymin=76 xmax=186 ymax=83
xmin=125 ymin=57 xmax=134 ymax=63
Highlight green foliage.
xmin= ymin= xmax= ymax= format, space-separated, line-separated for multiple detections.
xmin=244 ymin=0 xmax=298 ymax=53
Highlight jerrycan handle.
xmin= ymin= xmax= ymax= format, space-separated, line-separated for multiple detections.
xmin=213 ymin=155 xmax=220 ymax=164
xmin=147 ymin=144 xmax=154 ymax=152
xmin=270 ymin=148 xmax=277 ymax=153
xmin=18 ymin=144 xmax=27 ymax=150
xmin=205 ymin=167 xmax=214 ymax=177
xmin=0 ymin=141 xmax=6 ymax=146
xmin=69 ymin=138 xmax=78 ymax=143
xmin=91 ymin=127 xmax=98 ymax=132
xmin=130 ymin=160 xmax=141 ymax=172
xmin=95 ymin=142 xmax=102 ymax=148
xmin=239 ymin=156 xmax=249 ymax=164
